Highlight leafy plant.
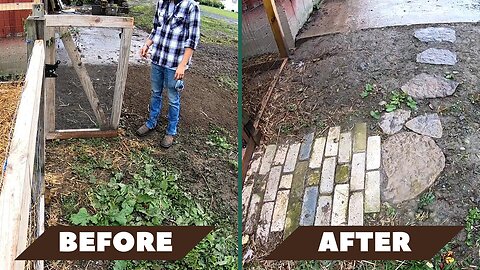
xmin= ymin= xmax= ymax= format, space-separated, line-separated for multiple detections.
xmin=384 ymin=91 xmax=418 ymax=112
xmin=207 ymin=128 xmax=232 ymax=151
xmin=69 ymin=150 xmax=237 ymax=269
xmin=418 ymin=191 xmax=435 ymax=209
xmin=360 ymin=83 xmax=374 ymax=98
xmin=465 ymin=207 xmax=480 ymax=247
xmin=370 ymin=110 xmax=380 ymax=120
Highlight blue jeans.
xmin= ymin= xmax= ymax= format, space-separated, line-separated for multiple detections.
xmin=145 ymin=64 xmax=181 ymax=136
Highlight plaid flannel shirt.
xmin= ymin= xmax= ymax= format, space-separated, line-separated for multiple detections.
xmin=148 ymin=0 xmax=201 ymax=68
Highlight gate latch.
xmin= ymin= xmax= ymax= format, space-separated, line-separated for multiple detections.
xmin=45 ymin=60 xmax=61 ymax=78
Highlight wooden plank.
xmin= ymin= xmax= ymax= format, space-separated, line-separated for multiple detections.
xmin=59 ymin=27 xmax=108 ymax=129
xmin=47 ymin=129 xmax=119 ymax=140
xmin=0 ymin=2 xmax=34 ymax=11
xmin=110 ymin=27 xmax=133 ymax=129
xmin=263 ymin=0 xmax=288 ymax=57
xmin=46 ymin=15 xmax=134 ymax=28
xmin=252 ymin=58 xmax=287 ymax=129
xmin=44 ymin=27 xmax=56 ymax=135
xmin=0 ymin=41 xmax=44 ymax=270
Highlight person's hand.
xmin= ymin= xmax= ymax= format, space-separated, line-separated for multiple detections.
xmin=140 ymin=45 xmax=149 ymax=58
xmin=175 ymin=64 xmax=186 ymax=80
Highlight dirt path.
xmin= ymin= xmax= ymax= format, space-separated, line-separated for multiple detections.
xmin=243 ymin=22 xmax=480 ymax=266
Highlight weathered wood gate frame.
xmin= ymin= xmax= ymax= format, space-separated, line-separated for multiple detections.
xmin=43 ymin=14 xmax=133 ymax=140
xmin=0 ymin=11 xmax=134 ymax=270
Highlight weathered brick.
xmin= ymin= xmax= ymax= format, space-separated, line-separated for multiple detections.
xmin=273 ymin=144 xmax=288 ymax=166
xmin=284 ymin=143 xmax=300 ymax=173
xmin=350 ymin=152 xmax=366 ymax=191
xmin=306 ymin=170 xmax=321 ymax=186
xmin=309 ymin=137 xmax=326 ymax=169
xmin=241 ymin=182 xmax=254 ymax=222
xmin=244 ymin=194 xmax=261 ymax=234
xmin=338 ymin=132 xmax=352 ymax=163
xmin=314 ymin=195 xmax=332 ymax=226
xmin=284 ymin=201 xmax=301 ymax=239
xmin=279 ymin=174 xmax=293 ymax=189
xmin=299 ymin=132 xmax=315 ymax=161
xmin=331 ymin=184 xmax=349 ymax=226
xmin=284 ymin=161 xmax=308 ymax=239
xmin=325 ymin=126 xmax=341 ymax=157
xmin=320 ymin=157 xmax=336 ymax=194
xmin=335 ymin=164 xmax=350 ymax=184
xmin=271 ymin=190 xmax=290 ymax=232
xmin=291 ymin=161 xmax=308 ymax=199
xmin=263 ymin=166 xmax=282 ymax=202
xmin=366 ymin=136 xmax=381 ymax=171
xmin=256 ymin=201 xmax=274 ymax=244
xmin=365 ymin=170 xmax=381 ymax=213
xmin=259 ymin=145 xmax=277 ymax=175
xmin=348 ymin=191 xmax=364 ymax=226
xmin=353 ymin=123 xmax=367 ymax=153
xmin=300 ymin=186 xmax=319 ymax=226
xmin=247 ymin=151 xmax=263 ymax=176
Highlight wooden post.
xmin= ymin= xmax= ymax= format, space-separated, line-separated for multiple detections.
xmin=44 ymin=26 xmax=56 ymax=134
xmin=26 ymin=5 xmax=45 ymax=61
xmin=111 ymin=27 xmax=133 ymax=129
xmin=263 ymin=0 xmax=288 ymax=57
xmin=0 ymin=41 xmax=45 ymax=270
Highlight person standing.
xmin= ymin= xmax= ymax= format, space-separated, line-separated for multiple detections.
xmin=136 ymin=0 xmax=200 ymax=148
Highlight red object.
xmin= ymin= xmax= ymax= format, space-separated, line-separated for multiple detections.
xmin=0 ymin=4 xmax=31 ymax=38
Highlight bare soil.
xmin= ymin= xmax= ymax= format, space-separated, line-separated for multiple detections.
xmin=243 ymin=23 xmax=480 ymax=265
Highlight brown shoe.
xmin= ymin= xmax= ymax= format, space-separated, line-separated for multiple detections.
xmin=136 ymin=124 xmax=152 ymax=136
xmin=161 ymin=135 xmax=174 ymax=148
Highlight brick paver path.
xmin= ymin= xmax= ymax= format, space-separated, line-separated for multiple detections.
xmin=242 ymin=123 xmax=381 ymax=245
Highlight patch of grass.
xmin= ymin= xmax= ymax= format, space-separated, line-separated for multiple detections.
xmin=360 ymin=83 xmax=375 ymax=98
xmin=218 ymin=74 xmax=237 ymax=91
xmin=465 ymin=207 xmax=480 ymax=247
xmin=200 ymin=5 xmax=237 ymax=19
xmin=418 ymin=191 xmax=435 ymax=209
xmin=130 ymin=4 xmax=237 ymax=45
xmin=207 ymin=127 xmax=232 ymax=151
xmin=201 ymin=16 xmax=237 ymax=45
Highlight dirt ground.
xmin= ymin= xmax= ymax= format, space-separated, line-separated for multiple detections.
xmin=45 ymin=38 xmax=238 ymax=269
xmin=243 ymin=23 xmax=480 ymax=266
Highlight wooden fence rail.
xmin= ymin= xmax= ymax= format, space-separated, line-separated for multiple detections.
xmin=0 ymin=40 xmax=45 ymax=270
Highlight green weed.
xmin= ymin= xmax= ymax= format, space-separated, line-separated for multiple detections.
xmin=360 ymin=83 xmax=374 ymax=98
xmin=218 ymin=74 xmax=237 ymax=91
xmin=370 ymin=110 xmax=380 ymax=120
xmin=465 ymin=207 xmax=480 ymax=247
xmin=207 ymin=128 xmax=232 ymax=151
xmin=418 ymin=191 xmax=435 ymax=209
xmin=69 ymin=150 xmax=237 ymax=269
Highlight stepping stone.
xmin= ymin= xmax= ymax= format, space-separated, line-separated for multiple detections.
xmin=414 ymin=27 xmax=456 ymax=43
xmin=379 ymin=109 xmax=411 ymax=135
xmin=401 ymin=73 xmax=459 ymax=99
xmin=416 ymin=48 xmax=457 ymax=66
xmin=382 ymin=132 xmax=445 ymax=204
xmin=405 ymin=113 xmax=443 ymax=138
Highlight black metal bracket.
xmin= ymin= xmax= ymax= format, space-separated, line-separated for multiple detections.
xmin=45 ymin=60 xmax=61 ymax=78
